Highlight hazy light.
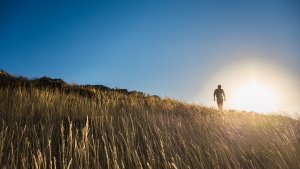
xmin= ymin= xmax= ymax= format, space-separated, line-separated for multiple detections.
xmin=198 ymin=54 xmax=300 ymax=115
xmin=233 ymin=82 xmax=277 ymax=113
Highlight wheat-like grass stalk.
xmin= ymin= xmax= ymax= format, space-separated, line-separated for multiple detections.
xmin=0 ymin=84 xmax=299 ymax=168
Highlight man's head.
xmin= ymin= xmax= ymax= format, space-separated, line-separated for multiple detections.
xmin=218 ymin=85 xmax=221 ymax=89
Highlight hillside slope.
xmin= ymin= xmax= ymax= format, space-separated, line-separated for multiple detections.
xmin=0 ymin=69 xmax=299 ymax=168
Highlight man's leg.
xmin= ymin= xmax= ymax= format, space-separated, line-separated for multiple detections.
xmin=217 ymin=99 xmax=223 ymax=110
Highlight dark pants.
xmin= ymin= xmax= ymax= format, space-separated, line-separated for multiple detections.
xmin=217 ymin=99 xmax=223 ymax=110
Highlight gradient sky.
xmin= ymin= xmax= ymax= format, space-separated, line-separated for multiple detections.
xmin=1 ymin=1 xmax=299 ymax=113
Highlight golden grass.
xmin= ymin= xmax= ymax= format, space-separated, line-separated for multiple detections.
xmin=0 ymin=85 xmax=299 ymax=168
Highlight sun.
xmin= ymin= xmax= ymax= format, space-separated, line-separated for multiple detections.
xmin=233 ymin=83 xmax=277 ymax=113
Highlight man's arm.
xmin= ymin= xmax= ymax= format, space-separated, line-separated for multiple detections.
xmin=213 ymin=90 xmax=216 ymax=101
xmin=223 ymin=90 xmax=226 ymax=101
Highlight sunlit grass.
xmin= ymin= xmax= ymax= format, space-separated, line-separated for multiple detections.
xmin=0 ymin=81 xmax=299 ymax=168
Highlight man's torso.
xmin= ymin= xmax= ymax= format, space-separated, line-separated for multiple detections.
xmin=215 ymin=89 xmax=224 ymax=99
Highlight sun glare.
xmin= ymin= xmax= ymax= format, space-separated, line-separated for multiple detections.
xmin=233 ymin=83 xmax=277 ymax=113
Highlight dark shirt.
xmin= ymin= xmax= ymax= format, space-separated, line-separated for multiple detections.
xmin=214 ymin=89 xmax=225 ymax=100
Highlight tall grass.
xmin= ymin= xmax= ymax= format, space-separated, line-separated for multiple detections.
xmin=0 ymin=85 xmax=299 ymax=168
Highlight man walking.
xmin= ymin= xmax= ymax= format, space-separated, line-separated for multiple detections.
xmin=214 ymin=85 xmax=226 ymax=110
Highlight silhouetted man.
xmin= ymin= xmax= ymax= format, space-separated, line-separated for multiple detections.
xmin=214 ymin=85 xmax=226 ymax=110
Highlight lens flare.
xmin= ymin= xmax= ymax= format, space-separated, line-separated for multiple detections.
xmin=233 ymin=83 xmax=277 ymax=113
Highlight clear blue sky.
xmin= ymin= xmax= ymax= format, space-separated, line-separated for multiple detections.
xmin=1 ymin=1 xmax=299 ymax=112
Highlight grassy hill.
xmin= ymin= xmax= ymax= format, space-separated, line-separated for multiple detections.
xmin=0 ymin=70 xmax=299 ymax=168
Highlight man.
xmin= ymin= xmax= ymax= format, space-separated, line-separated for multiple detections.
xmin=214 ymin=85 xmax=226 ymax=110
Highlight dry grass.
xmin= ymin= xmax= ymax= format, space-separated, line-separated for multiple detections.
xmin=0 ymin=84 xmax=299 ymax=168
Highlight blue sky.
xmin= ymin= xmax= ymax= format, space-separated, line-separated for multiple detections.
xmin=1 ymin=1 xmax=299 ymax=113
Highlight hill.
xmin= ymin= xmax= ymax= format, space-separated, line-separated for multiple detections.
xmin=0 ymin=69 xmax=299 ymax=168
xmin=0 ymin=69 xmax=147 ymax=97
